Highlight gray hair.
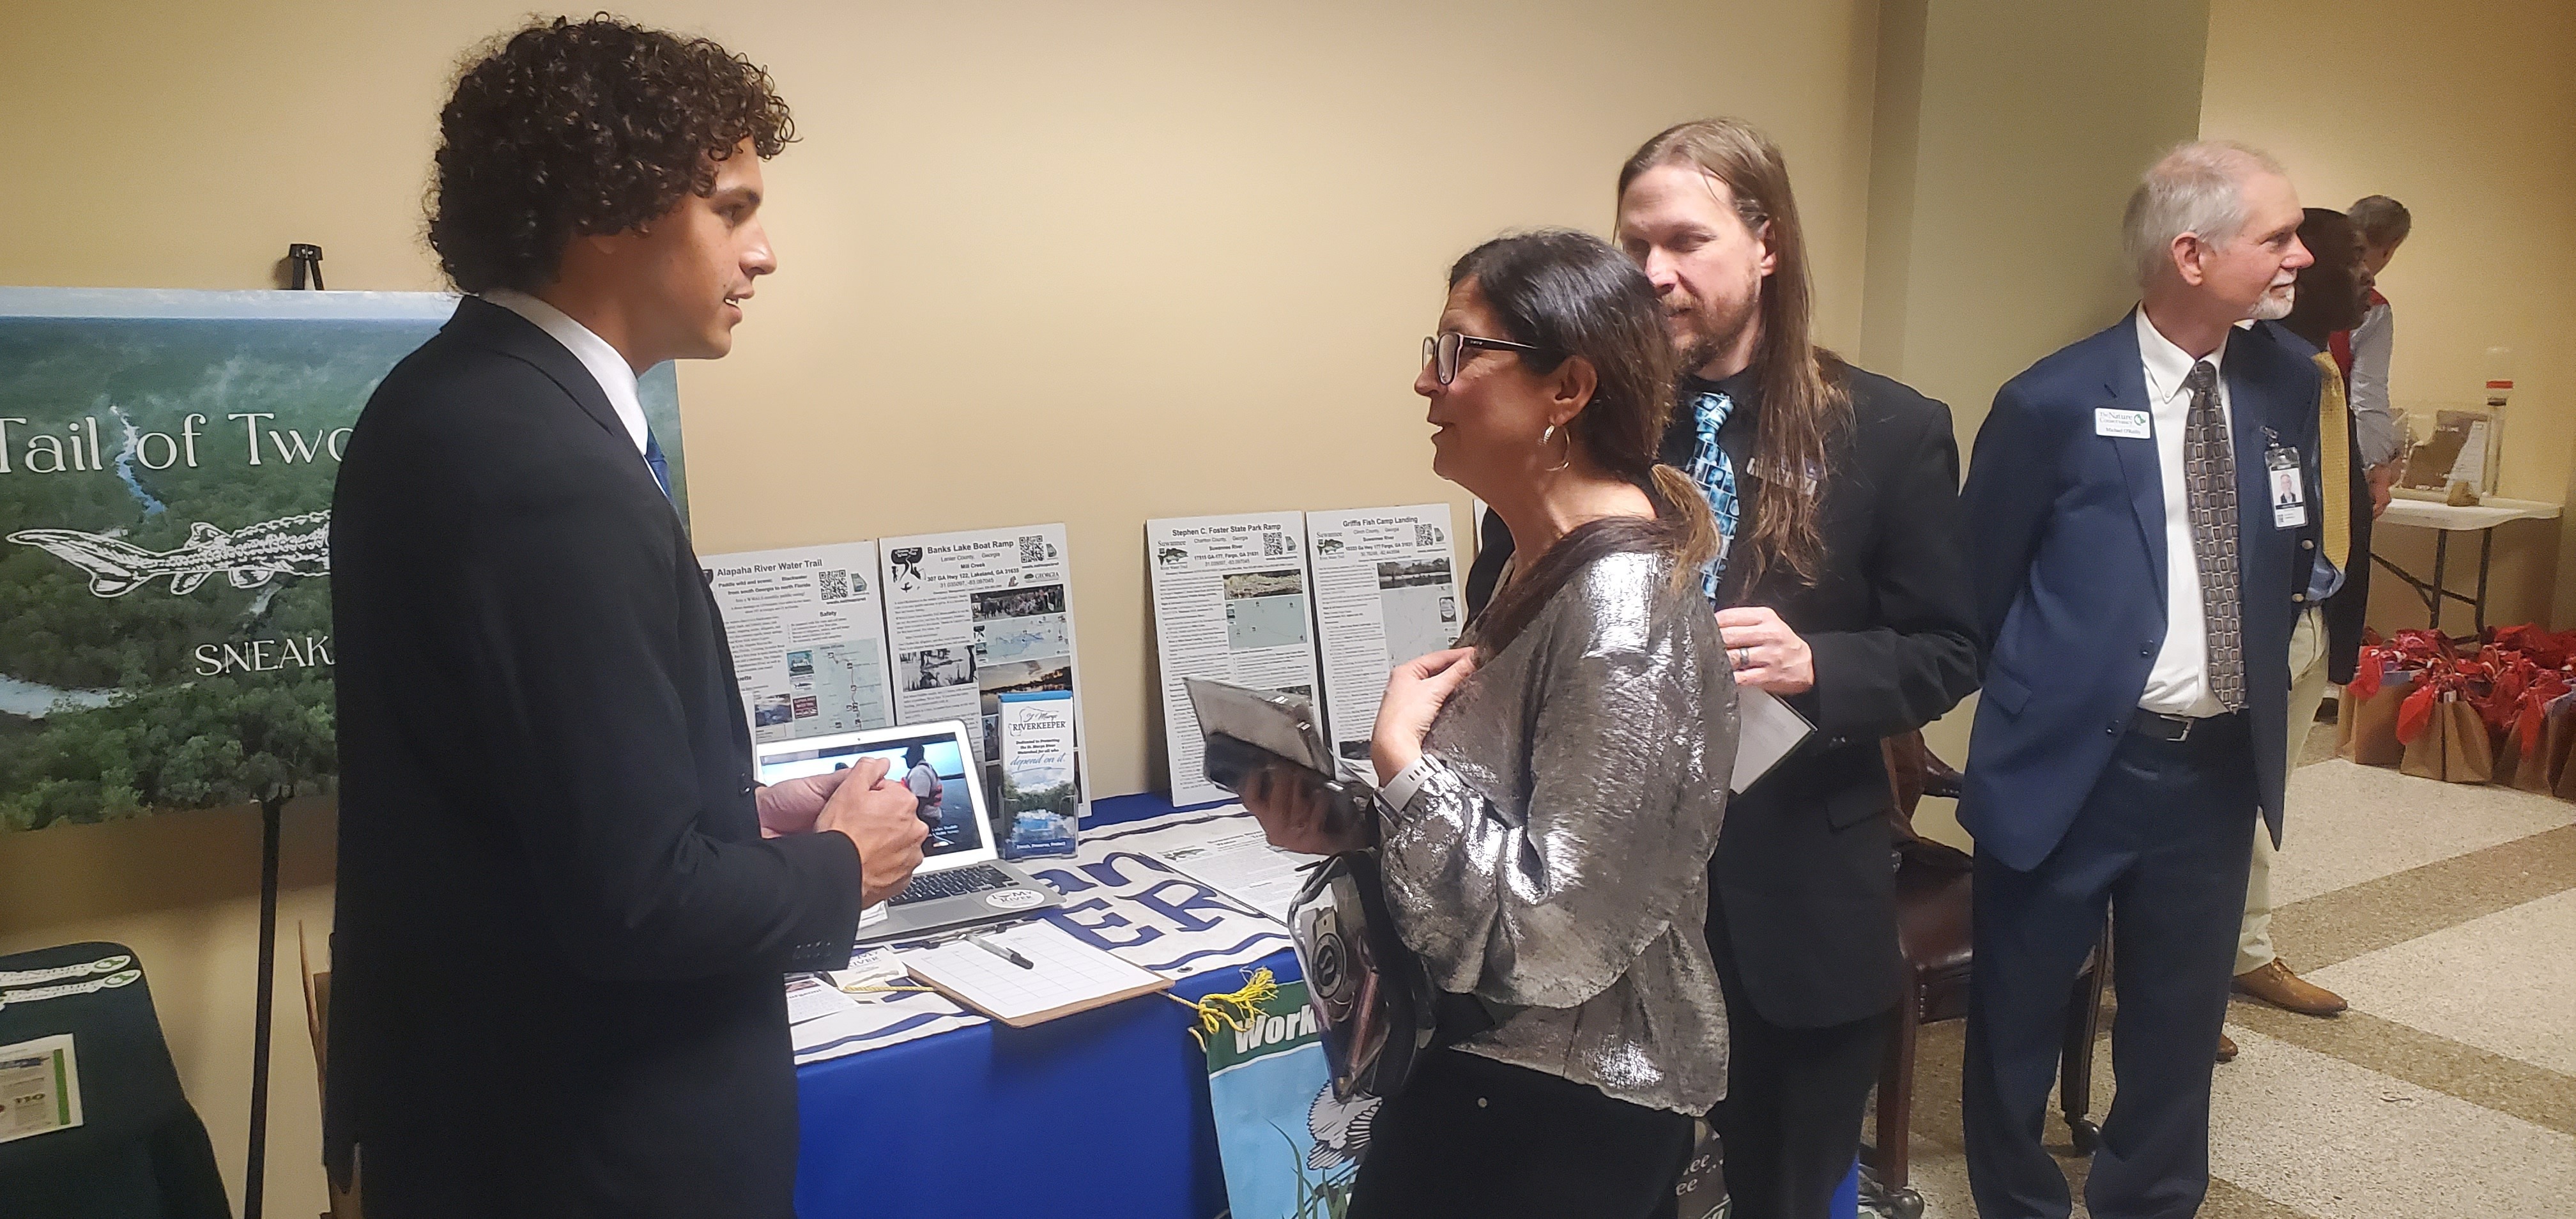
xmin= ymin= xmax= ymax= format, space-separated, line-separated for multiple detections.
xmin=2121 ymin=141 xmax=2288 ymax=289
xmin=2349 ymin=195 xmax=2412 ymax=248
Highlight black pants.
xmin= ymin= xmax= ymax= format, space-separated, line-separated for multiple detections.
xmin=1708 ymin=928 xmax=1892 ymax=1219
xmin=1348 ymin=1048 xmax=1696 ymax=1219
xmin=1964 ymin=714 xmax=2257 ymax=1219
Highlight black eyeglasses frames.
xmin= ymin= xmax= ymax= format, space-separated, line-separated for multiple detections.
xmin=1422 ymin=331 xmax=1545 ymax=385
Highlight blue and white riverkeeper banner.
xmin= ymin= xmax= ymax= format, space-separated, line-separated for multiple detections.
xmin=790 ymin=803 xmax=1294 ymax=1064
xmin=1204 ymin=977 xmax=1367 ymax=1219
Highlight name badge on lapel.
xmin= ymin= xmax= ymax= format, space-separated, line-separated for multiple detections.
xmin=2266 ymin=445 xmax=2306 ymax=528
xmin=2094 ymin=408 xmax=2151 ymax=440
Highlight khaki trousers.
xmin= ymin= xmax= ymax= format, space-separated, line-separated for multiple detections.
xmin=2242 ymin=606 xmax=2331 ymax=975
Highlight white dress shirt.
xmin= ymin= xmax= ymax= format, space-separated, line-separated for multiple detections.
xmin=482 ymin=289 xmax=653 ymax=459
xmin=2347 ymin=300 xmax=2400 ymax=466
xmin=2135 ymin=309 xmax=2235 ymax=718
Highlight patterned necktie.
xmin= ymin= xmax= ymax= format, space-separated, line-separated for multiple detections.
xmin=2182 ymin=360 xmax=2245 ymax=711
xmin=1687 ymin=390 xmax=1739 ymax=601
xmin=643 ymin=427 xmax=673 ymax=502
xmin=2312 ymin=351 xmax=2350 ymax=570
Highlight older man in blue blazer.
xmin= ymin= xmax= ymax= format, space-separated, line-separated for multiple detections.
xmin=1959 ymin=141 xmax=2327 ymax=1219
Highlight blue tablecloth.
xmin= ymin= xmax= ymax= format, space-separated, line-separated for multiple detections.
xmin=795 ymin=794 xmax=1288 ymax=1219
xmin=792 ymin=793 xmax=1857 ymax=1219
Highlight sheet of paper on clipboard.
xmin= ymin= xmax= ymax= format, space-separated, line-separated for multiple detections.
xmin=1731 ymin=686 xmax=1813 ymax=794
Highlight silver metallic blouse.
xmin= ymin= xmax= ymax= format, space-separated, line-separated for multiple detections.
xmin=1376 ymin=548 xmax=1738 ymax=1114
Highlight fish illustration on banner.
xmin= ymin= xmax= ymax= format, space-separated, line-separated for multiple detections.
xmin=9 ymin=513 xmax=332 ymax=596
xmin=0 ymin=288 xmax=686 ymax=831
xmin=1203 ymin=977 xmax=1370 ymax=1219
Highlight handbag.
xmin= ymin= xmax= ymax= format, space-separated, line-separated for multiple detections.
xmin=1192 ymin=702 xmax=1485 ymax=1112
xmin=1285 ymin=849 xmax=1441 ymax=1104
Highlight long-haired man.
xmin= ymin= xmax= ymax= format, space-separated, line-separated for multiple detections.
xmin=1466 ymin=117 xmax=1981 ymax=1219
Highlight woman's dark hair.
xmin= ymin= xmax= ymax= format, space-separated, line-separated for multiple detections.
xmin=1446 ymin=230 xmax=1722 ymax=652
xmin=427 ymin=17 xmax=796 ymax=295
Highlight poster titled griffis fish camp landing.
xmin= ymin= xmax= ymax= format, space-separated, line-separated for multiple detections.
xmin=0 ymin=288 xmax=685 ymax=831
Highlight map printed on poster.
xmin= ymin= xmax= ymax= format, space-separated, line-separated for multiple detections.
xmin=702 ymin=540 xmax=893 ymax=743
xmin=0 ymin=288 xmax=687 ymax=833
xmin=878 ymin=523 xmax=1089 ymax=822
xmin=1305 ymin=505 xmax=1462 ymax=767
xmin=1147 ymin=512 xmax=1323 ymax=807
xmin=790 ymin=804 xmax=1293 ymax=1066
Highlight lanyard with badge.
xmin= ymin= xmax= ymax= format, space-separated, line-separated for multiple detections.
xmin=2262 ymin=427 xmax=2306 ymax=529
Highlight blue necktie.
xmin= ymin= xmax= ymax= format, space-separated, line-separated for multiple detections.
xmin=643 ymin=427 xmax=673 ymax=501
xmin=1687 ymin=391 xmax=1740 ymax=601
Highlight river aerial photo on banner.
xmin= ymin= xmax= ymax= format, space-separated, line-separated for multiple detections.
xmin=0 ymin=289 xmax=684 ymax=831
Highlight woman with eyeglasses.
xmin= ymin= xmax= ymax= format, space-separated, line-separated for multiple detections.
xmin=1240 ymin=229 xmax=1738 ymax=1218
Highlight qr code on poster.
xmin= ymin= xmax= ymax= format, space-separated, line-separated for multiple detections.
xmin=1018 ymin=535 xmax=1048 ymax=564
xmin=1414 ymin=523 xmax=1438 ymax=548
xmin=816 ymin=568 xmax=853 ymax=602
xmin=1262 ymin=532 xmax=1289 ymax=558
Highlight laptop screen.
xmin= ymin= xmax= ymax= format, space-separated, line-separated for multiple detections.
xmin=753 ymin=722 xmax=992 ymax=867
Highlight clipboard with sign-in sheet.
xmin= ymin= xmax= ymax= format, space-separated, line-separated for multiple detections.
xmin=901 ymin=921 xmax=1173 ymax=1028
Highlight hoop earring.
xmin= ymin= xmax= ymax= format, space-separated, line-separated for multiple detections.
xmin=1539 ymin=424 xmax=1573 ymax=473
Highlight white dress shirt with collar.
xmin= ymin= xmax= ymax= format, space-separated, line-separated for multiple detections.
xmin=2135 ymin=308 xmax=2234 ymax=719
xmin=482 ymin=288 xmax=652 ymax=459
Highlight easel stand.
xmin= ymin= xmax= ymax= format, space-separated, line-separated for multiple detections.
xmin=242 ymin=240 xmax=324 ymax=1219
xmin=244 ymin=797 xmax=284 ymax=1219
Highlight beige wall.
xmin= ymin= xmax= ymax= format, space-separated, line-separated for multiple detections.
xmin=1859 ymin=0 xmax=2216 ymax=847
xmin=0 ymin=2 xmax=1883 ymax=1213
xmin=2200 ymin=0 xmax=2576 ymax=633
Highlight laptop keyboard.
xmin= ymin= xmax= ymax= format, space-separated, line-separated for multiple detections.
xmin=892 ymin=864 xmax=1016 ymax=906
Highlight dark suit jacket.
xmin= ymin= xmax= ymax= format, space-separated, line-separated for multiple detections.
xmin=1959 ymin=312 xmax=2322 ymax=873
xmin=1468 ymin=362 xmax=1980 ymax=1029
xmin=2316 ymin=337 xmax=2375 ymax=684
xmin=325 ymin=298 xmax=863 ymax=1218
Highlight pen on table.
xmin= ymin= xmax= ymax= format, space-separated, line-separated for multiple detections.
xmin=969 ymin=933 xmax=1034 ymax=969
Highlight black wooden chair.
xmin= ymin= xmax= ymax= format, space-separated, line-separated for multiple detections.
xmin=1863 ymin=737 xmax=2107 ymax=1219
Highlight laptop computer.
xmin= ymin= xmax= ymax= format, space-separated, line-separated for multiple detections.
xmin=753 ymin=720 xmax=1064 ymax=945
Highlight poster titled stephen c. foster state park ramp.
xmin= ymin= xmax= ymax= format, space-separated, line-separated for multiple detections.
xmin=0 ymin=289 xmax=685 ymax=832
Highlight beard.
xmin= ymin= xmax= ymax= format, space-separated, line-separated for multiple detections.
xmin=1676 ymin=292 xmax=1761 ymax=376
xmin=2250 ymin=280 xmax=2296 ymax=321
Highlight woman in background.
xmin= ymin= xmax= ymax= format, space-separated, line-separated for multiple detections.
xmin=1243 ymin=229 xmax=1738 ymax=1219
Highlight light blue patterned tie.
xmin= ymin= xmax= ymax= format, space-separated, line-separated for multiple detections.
xmin=1688 ymin=390 xmax=1739 ymax=601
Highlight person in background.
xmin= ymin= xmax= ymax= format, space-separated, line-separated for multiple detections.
xmin=327 ymin=19 xmax=927 ymax=1218
xmin=1244 ymin=229 xmax=1735 ymax=1219
xmin=903 ymin=744 xmax=946 ymax=831
xmin=2221 ymin=208 xmax=2380 ymax=1056
xmin=1958 ymin=141 xmax=2321 ymax=1219
xmin=1469 ymin=117 xmax=1980 ymax=1219
xmin=2342 ymin=195 xmax=2411 ymax=517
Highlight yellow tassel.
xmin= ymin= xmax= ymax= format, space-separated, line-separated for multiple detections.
xmin=1174 ymin=966 xmax=1282 ymax=1050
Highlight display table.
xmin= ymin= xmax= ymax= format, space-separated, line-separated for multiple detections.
xmin=794 ymin=794 xmax=1295 ymax=1219
xmin=2372 ymin=494 xmax=2562 ymax=633
xmin=791 ymin=793 xmax=1857 ymax=1219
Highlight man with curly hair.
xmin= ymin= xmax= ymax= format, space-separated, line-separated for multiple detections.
xmin=326 ymin=18 xmax=926 ymax=1216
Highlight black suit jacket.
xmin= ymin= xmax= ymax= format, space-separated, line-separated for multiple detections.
xmin=324 ymin=298 xmax=862 ymax=1218
xmin=2319 ymin=346 xmax=2375 ymax=684
xmin=1468 ymin=363 xmax=1980 ymax=1029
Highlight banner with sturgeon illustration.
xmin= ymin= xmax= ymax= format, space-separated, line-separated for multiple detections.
xmin=0 ymin=288 xmax=687 ymax=831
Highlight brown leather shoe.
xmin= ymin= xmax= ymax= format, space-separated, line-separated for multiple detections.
xmin=2216 ymin=1031 xmax=2239 ymax=1063
xmin=2234 ymin=959 xmax=2349 ymax=1016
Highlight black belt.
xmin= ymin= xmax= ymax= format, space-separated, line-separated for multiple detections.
xmin=2130 ymin=708 xmax=2244 ymax=742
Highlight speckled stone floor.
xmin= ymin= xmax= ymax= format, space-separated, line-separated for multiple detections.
xmin=1860 ymin=727 xmax=2576 ymax=1219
